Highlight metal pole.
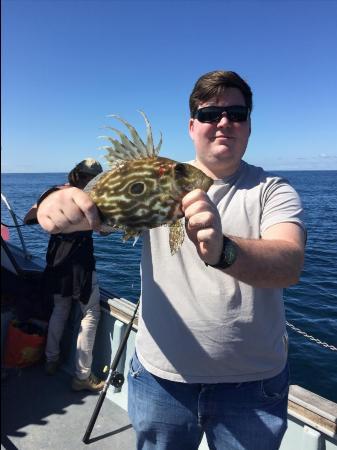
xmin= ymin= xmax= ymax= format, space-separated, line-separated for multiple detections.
xmin=1 ymin=192 xmax=31 ymax=259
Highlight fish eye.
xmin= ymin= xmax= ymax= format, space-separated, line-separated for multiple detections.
xmin=129 ymin=182 xmax=145 ymax=195
xmin=174 ymin=163 xmax=187 ymax=178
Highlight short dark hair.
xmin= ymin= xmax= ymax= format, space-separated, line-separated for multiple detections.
xmin=68 ymin=167 xmax=93 ymax=187
xmin=189 ymin=70 xmax=253 ymax=117
xmin=67 ymin=159 xmax=102 ymax=187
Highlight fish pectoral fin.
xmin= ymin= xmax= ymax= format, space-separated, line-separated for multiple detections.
xmin=169 ymin=220 xmax=185 ymax=255
xmin=122 ymin=229 xmax=141 ymax=242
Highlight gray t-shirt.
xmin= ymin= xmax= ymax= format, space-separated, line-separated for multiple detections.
xmin=136 ymin=161 xmax=305 ymax=383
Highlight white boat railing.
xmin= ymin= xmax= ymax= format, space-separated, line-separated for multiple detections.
xmin=1 ymin=192 xmax=31 ymax=260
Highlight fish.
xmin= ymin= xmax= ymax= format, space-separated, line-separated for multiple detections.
xmin=84 ymin=111 xmax=213 ymax=254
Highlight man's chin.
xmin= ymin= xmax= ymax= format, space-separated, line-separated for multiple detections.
xmin=213 ymin=146 xmax=233 ymax=158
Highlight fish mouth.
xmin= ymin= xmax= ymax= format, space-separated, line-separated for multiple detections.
xmin=199 ymin=176 xmax=213 ymax=192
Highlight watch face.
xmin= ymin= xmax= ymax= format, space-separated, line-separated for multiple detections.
xmin=224 ymin=240 xmax=237 ymax=266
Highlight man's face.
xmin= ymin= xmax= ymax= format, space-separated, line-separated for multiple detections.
xmin=189 ymin=87 xmax=251 ymax=179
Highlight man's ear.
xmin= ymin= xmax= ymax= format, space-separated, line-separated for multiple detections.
xmin=188 ymin=118 xmax=195 ymax=139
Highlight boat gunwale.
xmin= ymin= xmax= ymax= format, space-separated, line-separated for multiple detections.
xmin=288 ymin=385 xmax=337 ymax=438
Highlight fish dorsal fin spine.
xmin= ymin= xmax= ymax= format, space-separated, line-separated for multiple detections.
xmin=141 ymin=110 xmax=154 ymax=158
xmin=155 ymin=132 xmax=163 ymax=156
xmin=101 ymin=111 xmax=162 ymax=167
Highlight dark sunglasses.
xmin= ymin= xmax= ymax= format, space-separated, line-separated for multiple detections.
xmin=194 ymin=105 xmax=250 ymax=123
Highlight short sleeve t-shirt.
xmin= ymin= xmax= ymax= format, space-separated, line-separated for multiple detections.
xmin=136 ymin=161 xmax=305 ymax=383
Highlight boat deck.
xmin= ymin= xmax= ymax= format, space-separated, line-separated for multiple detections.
xmin=1 ymin=363 xmax=136 ymax=450
xmin=2 ymin=347 xmax=337 ymax=450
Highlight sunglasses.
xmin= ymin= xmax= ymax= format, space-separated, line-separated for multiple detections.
xmin=194 ymin=105 xmax=250 ymax=123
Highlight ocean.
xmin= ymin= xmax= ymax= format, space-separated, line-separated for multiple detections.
xmin=1 ymin=170 xmax=337 ymax=403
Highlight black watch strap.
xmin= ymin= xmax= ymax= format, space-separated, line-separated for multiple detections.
xmin=207 ymin=235 xmax=237 ymax=269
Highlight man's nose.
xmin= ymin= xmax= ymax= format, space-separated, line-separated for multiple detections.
xmin=217 ymin=113 xmax=230 ymax=126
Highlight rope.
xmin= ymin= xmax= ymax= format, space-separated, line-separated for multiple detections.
xmin=286 ymin=321 xmax=337 ymax=351
xmin=1 ymin=222 xmax=27 ymax=228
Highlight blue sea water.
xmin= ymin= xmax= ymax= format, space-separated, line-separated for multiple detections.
xmin=1 ymin=171 xmax=337 ymax=402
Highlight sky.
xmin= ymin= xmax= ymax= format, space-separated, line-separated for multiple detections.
xmin=1 ymin=0 xmax=337 ymax=173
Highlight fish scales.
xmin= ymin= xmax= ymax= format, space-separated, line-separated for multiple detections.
xmin=90 ymin=158 xmax=186 ymax=229
xmin=85 ymin=111 xmax=213 ymax=254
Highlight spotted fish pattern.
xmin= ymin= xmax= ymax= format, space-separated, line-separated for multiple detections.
xmin=85 ymin=111 xmax=213 ymax=254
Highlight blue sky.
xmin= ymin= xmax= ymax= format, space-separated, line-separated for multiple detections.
xmin=2 ymin=0 xmax=337 ymax=173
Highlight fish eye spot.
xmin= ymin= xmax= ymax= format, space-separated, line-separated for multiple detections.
xmin=174 ymin=163 xmax=187 ymax=178
xmin=130 ymin=182 xmax=145 ymax=195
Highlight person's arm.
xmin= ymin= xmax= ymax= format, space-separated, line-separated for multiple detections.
xmin=36 ymin=187 xmax=101 ymax=234
xmin=24 ymin=204 xmax=38 ymax=225
xmin=24 ymin=184 xmax=68 ymax=225
xmin=182 ymin=189 xmax=305 ymax=289
xmin=223 ymin=223 xmax=304 ymax=288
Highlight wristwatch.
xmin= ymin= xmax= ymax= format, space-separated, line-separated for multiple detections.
xmin=208 ymin=235 xmax=237 ymax=269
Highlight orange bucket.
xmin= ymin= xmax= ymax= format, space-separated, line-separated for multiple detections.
xmin=3 ymin=320 xmax=46 ymax=368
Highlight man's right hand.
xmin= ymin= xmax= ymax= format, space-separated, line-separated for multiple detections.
xmin=37 ymin=187 xmax=101 ymax=234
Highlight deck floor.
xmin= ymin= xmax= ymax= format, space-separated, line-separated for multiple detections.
xmin=1 ymin=363 xmax=136 ymax=450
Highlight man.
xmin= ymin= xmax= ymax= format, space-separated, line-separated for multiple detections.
xmin=36 ymin=72 xmax=305 ymax=449
xmin=25 ymin=158 xmax=105 ymax=392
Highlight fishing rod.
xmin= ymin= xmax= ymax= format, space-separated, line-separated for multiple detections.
xmin=82 ymin=300 xmax=139 ymax=444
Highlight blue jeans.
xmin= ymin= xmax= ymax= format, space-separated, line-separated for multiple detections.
xmin=128 ymin=352 xmax=289 ymax=450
